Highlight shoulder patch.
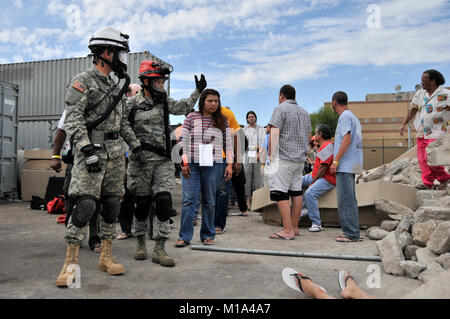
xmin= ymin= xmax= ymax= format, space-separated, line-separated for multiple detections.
xmin=72 ymin=81 xmax=86 ymax=93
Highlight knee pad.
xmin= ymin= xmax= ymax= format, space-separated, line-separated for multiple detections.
xmin=288 ymin=190 xmax=303 ymax=197
xmin=154 ymin=192 xmax=172 ymax=222
xmin=72 ymin=196 xmax=97 ymax=228
xmin=100 ymin=196 xmax=121 ymax=224
xmin=270 ymin=190 xmax=289 ymax=202
xmin=135 ymin=196 xmax=152 ymax=221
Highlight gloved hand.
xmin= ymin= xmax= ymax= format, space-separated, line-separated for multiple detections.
xmin=194 ymin=74 xmax=207 ymax=93
xmin=132 ymin=146 xmax=146 ymax=163
xmin=81 ymin=144 xmax=102 ymax=173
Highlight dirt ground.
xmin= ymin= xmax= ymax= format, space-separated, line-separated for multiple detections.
xmin=0 ymin=182 xmax=422 ymax=299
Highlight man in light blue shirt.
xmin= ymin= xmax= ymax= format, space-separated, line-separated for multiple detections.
xmin=330 ymin=91 xmax=363 ymax=242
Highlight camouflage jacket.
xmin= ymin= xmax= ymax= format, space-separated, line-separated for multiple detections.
xmin=125 ymin=88 xmax=200 ymax=161
xmin=64 ymin=66 xmax=140 ymax=158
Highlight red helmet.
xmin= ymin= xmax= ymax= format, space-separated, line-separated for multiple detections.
xmin=138 ymin=60 xmax=172 ymax=79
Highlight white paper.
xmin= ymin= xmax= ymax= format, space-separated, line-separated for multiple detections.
xmin=247 ymin=150 xmax=257 ymax=158
xmin=199 ymin=143 xmax=214 ymax=166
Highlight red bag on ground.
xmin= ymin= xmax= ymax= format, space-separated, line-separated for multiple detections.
xmin=46 ymin=195 xmax=65 ymax=214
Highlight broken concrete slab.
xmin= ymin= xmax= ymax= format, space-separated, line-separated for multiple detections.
xmin=426 ymin=221 xmax=450 ymax=255
xmin=376 ymin=231 xmax=405 ymax=276
xmin=400 ymin=260 xmax=426 ymax=279
xmin=396 ymin=214 xmax=414 ymax=234
xmin=381 ymin=220 xmax=400 ymax=232
xmin=412 ymin=220 xmax=437 ymax=247
xmin=397 ymin=231 xmax=413 ymax=251
xmin=426 ymin=133 xmax=450 ymax=166
xmin=436 ymin=253 xmax=450 ymax=270
xmin=404 ymin=245 xmax=421 ymax=261
xmin=416 ymin=190 xmax=447 ymax=208
xmin=386 ymin=158 xmax=411 ymax=176
xmin=374 ymin=198 xmax=414 ymax=219
xmin=418 ymin=262 xmax=445 ymax=284
xmin=368 ymin=228 xmax=389 ymax=240
xmin=413 ymin=206 xmax=450 ymax=224
xmin=415 ymin=248 xmax=438 ymax=265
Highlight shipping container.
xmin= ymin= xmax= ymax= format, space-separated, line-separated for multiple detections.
xmin=0 ymin=81 xmax=18 ymax=198
xmin=0 ymin=51 xmax=170 ymax=150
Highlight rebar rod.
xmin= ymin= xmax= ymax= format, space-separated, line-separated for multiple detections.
xmin=191 ymin=245 xmax=382 ymax=262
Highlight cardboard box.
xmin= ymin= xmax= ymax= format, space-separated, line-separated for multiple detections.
xmin=21 ymin=169 xmax=65 ymax=201
xmin=23 ymin=149 xmax=54 ymax=160
xmin=23 ymin=159 xmax=68 ymax=171
xmin=252 ymin=180 xmax=417 ymax=228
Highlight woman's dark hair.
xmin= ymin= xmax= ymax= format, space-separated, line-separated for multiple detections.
xmin=424 ymin=70 xmax=445 ymax=87
xmin=198 ymin=88 xmax=226 ymax=132
xmin=316 ymin=123 xmax=332 ymax=140
xmin=246 ymin=110 xmax=257 ymax=123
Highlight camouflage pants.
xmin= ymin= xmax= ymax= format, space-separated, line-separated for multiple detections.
xmin=127 ymin=160 xmax=175 ymax=239
xmin=65 ymin=214 xmax=116 ymax=245
xmin=65 ymin=143 xmax=126 ymax=245
xmin=68 ymin=145 xmax=126 ymax=199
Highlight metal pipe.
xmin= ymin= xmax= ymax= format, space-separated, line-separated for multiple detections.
xmin=191 ymin=245 xmax=382 ymax=262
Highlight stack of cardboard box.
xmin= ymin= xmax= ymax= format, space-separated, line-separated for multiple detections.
xmin=21 ymin=150 xmax=66 ymax=201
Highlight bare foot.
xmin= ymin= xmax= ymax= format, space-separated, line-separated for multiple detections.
xmin=295 ymin=272 xmax=334 ymax=299
xmin=340 ymin=271 xmax=379 ymax=299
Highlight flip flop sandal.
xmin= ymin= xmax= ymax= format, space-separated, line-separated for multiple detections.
xmin=338 ymin=270 xmax=357 ymax=291
xmin=117 ymin=233 xmax=131 ymax=240
xmin=269 ymin=232 xmax=295 ymax=240
xmin=92 ymin=243 xmax=102 ymax=253
xmin=282 ymin=268 xmax=327 ymax=294
xmin=175 ymin=239 xmax=190 ymax=247
xmin=336 ymin=235 xmax=363 ymax=242
xmin=203 ymin=238 xmax=215 ymax=245
xmin=215 ymin=228 xmax=226 ymax=235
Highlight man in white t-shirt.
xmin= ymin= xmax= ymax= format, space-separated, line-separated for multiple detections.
xmin=399 ymin=69 xmax=450 ymax=190
xmin=243 ymin=111 xmax=266 ymax=210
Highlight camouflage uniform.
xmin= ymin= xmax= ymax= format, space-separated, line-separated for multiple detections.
xmin=126 ymin=89 xmax=200 ymax=239
xmin=64 ymin=66 xmax=140 ymax=245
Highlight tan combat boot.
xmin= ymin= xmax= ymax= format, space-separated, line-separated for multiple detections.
xmin=98 ymin=239 xmax=125 ymax=275
xmin=152 ymin=238 xmax=175 ymax=267
xmin=133 ymin=235 xmax=147 ymax=260
xmin=56 ymin=243 xmax=80 ymax=287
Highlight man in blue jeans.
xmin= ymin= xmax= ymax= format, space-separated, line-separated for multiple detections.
xmin=299 ymin=123 xmax=336 ymax=233
xmin=330 ymin=91 xmax=363 ymax=242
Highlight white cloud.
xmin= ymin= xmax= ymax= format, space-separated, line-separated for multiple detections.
xmin=14 ymin=0 xmax=23 ymax=9
xmin=215 ymin=0 xmax=450 ymax=94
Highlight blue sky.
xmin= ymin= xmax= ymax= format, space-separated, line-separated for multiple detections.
xmin=1 ymin=0 xmax=450 ymax=126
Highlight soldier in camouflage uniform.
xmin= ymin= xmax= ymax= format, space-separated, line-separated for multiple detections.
xmin=56 ymin=27 xmax=141 ymax=287
xmin=126 ymin=60 xmax=206 ymax=267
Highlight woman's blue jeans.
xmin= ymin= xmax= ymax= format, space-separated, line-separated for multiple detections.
xmin=179 ymin=163 xmax=221 ymax=243
xmin=336 ymin=172 xmax=360 ymax=239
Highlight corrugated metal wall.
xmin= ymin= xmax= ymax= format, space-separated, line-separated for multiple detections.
xmin=0 ymin=81 xmax=18 ymax=196
xmin=0 ymin=51 xmax=170 ymax=149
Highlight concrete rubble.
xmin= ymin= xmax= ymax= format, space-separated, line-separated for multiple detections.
xmin=363 ymin=135 xmax=450 ymax=288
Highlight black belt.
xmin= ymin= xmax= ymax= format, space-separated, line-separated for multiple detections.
xmin=104 ymin=132 xmax=120 ymax=140
xmin=141 ymin=142 xmax=169 ymax=158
